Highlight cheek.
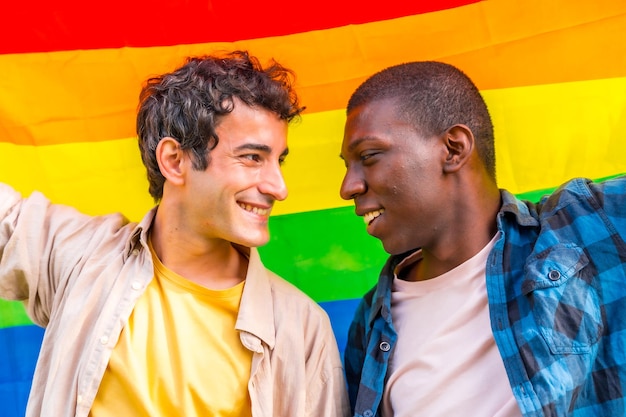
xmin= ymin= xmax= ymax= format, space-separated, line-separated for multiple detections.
xmin=368 ymin=160 xmax=400 ymax=188
xmin=384 ymin=167 xmax=413 ymax=196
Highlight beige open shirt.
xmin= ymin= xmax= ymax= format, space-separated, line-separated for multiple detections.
xmin=0 ymin=183 xmax=350 ymax=417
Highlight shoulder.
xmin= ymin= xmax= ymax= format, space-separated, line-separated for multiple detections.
xmin=268 ymin=271 xmax=341 ymax=338
xmin=265 ymin=269 xmax=328 ymax=316
xmin=538 ymin=176 xmax=626 ymax=218
xmin=528 ymin=176 xmax=626 ymax=267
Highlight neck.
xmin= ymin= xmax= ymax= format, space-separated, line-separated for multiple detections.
xmin=150 ymin=206 xmax=249 ymax=290
xmin=413 ymin=176 xmax=501 ymax=282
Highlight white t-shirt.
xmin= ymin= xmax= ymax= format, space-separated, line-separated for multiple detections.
xmin=382 ymin=234 xmax=521 ymax=417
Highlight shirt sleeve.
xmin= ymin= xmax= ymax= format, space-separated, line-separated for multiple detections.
xmin=588 ymin=175 xmax=626 ymax=241
xmin=0 ymin=183 xmax=32 ymax=301
xmin=0 ymin=182 xmax=128 ymax=326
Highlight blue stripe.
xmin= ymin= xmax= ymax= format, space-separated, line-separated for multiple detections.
xmin=0 ymin=325 xmax=44 ymax=417
xmin=0 ymin=300 xmax=359 ymax=415
xmin=319 ymin=298 xmax=361 ymax=356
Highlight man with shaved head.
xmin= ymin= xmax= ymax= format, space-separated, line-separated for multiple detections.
xmin=340 ymin=60 xmax=626 ymax=417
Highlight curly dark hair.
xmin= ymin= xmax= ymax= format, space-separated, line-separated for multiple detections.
xmin=137 ymin=50 xmax=303 ymax=200
xmin=347 ymin=61 xmax=496 ymax=180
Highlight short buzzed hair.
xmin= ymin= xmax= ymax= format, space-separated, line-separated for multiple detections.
xmin=347 ymin=61 xmax=496 ymax=180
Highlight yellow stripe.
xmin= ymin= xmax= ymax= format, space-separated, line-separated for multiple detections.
xmin=0 ymin=139 xmax=155 ymax=220
xmin=488 ymin=77 xmax=626 ymax=193
xmin=2 ymin=77 xmax=625 ymax=219
xmin=1 ymin=0 xmax=624 ymax=146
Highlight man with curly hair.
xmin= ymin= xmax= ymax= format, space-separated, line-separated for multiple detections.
xmin=0 ymin=50 xmax=349 ymax=417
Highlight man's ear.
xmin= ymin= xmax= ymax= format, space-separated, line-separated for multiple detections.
xmin=442 ymin=124 xmax=474 ymax=173
xmin=156 ymin=137 xmax=186 ymax=185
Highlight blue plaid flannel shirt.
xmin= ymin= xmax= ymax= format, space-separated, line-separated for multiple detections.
xmin=344 ymin=176 xmax=626 ymax=417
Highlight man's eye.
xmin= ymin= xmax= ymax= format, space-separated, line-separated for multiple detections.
xmin=278 ymin=156 xmax=286 ymax=165
xmin=361 ymin=151 xmax=379 ymax=162
xmin=242 ymin=154 xmax=261 ymax=162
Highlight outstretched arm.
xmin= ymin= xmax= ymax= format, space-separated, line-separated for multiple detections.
xmin=0 ymin=182 xmax=128 ymax=326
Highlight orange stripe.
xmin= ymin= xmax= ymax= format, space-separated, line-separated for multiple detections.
xmin=296 ymin=1 xmax=626 ymax=113
xmin=0 ymin=0 xmax=624 ymax=146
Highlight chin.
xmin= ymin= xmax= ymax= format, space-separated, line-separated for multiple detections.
xmin=381 ymin=239 xmax=417 ymax=256
xmin=236 ymin=234 xmax=270 ymax=248
xmin=380 ymin=240 xmax=398 ymax=255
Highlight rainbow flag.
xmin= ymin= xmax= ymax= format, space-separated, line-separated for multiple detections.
xmin=1 ymin=0 xmax=625 ymax=414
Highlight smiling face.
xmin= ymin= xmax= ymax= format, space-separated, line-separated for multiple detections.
xmin=340 ymin=98 xmax=451 ymax=255
xmin=181 ymin=101 xmax=289 ymax=248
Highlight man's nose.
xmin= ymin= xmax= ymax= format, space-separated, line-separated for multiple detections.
xmin=259 ymin=163 xmax=288 ymax=201
xmin=340 ymin=166 xmax=366 ymax=200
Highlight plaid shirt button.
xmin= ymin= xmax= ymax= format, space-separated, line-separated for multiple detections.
xmin=548 ymin=270 xmax=561 ymax=281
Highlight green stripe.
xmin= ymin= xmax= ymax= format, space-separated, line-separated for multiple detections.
xmin=260 ymin=205 xmax=387 ymax=303
xmin=2 ymin=173 xmax=623 ymax=327
xmin=0 ymin=299 xmax=31 ymax=328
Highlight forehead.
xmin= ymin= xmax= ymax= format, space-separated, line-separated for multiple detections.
xmin=347 ymin=96 xmax=403 ymax=120
xmin=218 ymin=100 xmax=283 ymax=128
xmin=216 ymin=101 xmax=288 ymax=147
xmin=343 ymin=98 xmax=415 ymax=149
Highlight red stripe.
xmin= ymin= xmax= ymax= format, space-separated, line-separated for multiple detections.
xmin=1 ymin=0 xmax=480 ymax=54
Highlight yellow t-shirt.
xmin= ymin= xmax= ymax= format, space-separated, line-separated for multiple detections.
xmin=90 ymin=243 xmax=253 ymax=417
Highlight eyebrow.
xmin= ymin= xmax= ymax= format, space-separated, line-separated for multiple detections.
xmin=348 ymin=136 xmax=379 ymax=152
xmin=339 ymin=136 xmax=379 ymax=160
xmin=234 ymin=143 xmax=289 ymax=158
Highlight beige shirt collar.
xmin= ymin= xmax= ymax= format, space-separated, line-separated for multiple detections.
xmin=127 ymin=206 xmax=277 ymax=350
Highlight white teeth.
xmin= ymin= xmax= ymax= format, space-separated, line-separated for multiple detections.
xmin=363 ymin=209 xmax=385 ymax=225
xmin=239 ymin=203 xmax=269 ymax=216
